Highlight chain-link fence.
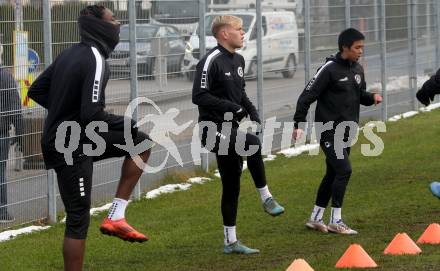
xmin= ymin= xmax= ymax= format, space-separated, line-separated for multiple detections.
xmin=0 ymin=0 xmax=437 ymax=231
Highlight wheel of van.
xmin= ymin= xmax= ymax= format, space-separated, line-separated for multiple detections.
xmin=110 ymin=70 xmax=117 ymax=80
xmin=138 ymin=60 xmax=153 ymax=80
xmin=138 ymin=62 xmax=147 ymax=79
xmin=145 ymin=59 xmax=156 ymax=81
xmin=247 ymin=59 xmax=258 ymax=80
xmin=186 ymin=71 xmax=195 ymax=81
xmin=282 ymin=54 xmax=296 ymax=79
xmin=175 ymin=55 xmax=185 ymax=78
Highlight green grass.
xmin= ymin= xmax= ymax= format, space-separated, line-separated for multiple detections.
xmin=2 ymin=110 xmax=440 ymax=270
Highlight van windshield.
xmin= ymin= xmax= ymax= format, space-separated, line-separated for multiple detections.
xmin=120 ymin=25 xmax=159 ymax=41
xmin=197 ymin=14 xmax=253 ymax=36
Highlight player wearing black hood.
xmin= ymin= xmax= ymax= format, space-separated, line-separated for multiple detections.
xmin=29 ymin=5 xmax=151 ymax=271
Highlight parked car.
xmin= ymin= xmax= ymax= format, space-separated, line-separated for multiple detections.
xmin=109 ymin=24 xmax=186 ymax=79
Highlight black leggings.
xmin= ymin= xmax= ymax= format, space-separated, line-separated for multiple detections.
xmin=315 ymin=140 xmax=352 ymax=209
xmin=202 ymin=124 xmax=267 ymax=226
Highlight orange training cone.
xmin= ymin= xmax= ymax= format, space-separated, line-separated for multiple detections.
xmin=417 ymin=223 xmax=440 ymax=244
xmin=286 ymin=259 xmax=314 ymax=271
xmin=384 ymin=233 xmax=422 ymax=255
xmin=335 ymin=244 xmax=378 ymax=268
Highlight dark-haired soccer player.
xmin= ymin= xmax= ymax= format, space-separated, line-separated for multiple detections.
xmin=293 ymin=28 xmax=382 ymax=235
xmin=29 ymin=5 xmax=152 ymax=271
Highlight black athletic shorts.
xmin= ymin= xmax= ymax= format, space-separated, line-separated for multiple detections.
xmin=93 ymin=130 xmax=152 ymax=161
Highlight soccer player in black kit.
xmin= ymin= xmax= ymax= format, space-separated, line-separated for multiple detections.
xmin=29 ymin=5 xmax=152 ymax=271
xmin=416 ymin=62 xmax=440 ymax=198
xmin=192 ymin=15 xmax=284 ymax=254
xmin=293 ymin=28 xmax=382 ymax=235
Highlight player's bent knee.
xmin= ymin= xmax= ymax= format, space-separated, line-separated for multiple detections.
xmin=338 ymin=165 xmax=352 ymax=178
xmin=246 ymin=133 xmax=261 ymax=147
xmin=134 ymin=131 xmax=153 ymax=158
xmin=64 ymin=200 xmax=91 ymax=240
xmin=140 ymin=148 xmax=151 ymax=159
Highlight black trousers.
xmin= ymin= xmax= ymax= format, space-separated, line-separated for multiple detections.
xmin=315 ymin=139 xmax=352 ymax=209
xmin=201 ymin=123 xmax=267 ymax=226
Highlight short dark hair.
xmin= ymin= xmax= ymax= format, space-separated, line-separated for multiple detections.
xmin=338 ymin=28 xmax=365 ymax=52
xmin=80 ymin=4 xmax=106 ymax=19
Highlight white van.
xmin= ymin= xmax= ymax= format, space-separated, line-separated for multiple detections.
xmin=182 ymin=10 xmax=299 ymax=80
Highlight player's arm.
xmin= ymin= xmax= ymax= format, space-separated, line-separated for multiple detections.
xmin=80 ymin=54 xmax=136 ymax=134
xmin=192 ymin=58 xmax=241 ymax=114
xmin=359 ymin=71 xmax=377 ymax=106
xmin=240 ymin=60 xmax=260 ymax=124
xmin=241 ymin=88 xmax=260 ymax=124
xmin=293 ymin=63 xmax=331 ymax=128
xmin=28 ymin=62 xmax=54 ymax=108
xmin=292 ymin=63 xmax=332 ymax=140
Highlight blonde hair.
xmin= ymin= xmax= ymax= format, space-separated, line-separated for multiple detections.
xmin=211 ymin=15 xmax=242 ymax=38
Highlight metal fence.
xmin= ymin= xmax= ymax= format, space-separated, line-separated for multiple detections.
xmin=0 ymin=0 xmax=438 ymax=231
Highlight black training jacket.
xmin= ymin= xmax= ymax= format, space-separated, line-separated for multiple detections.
xmin=192 ymin=45 xmax=259 ymax=124
xmin=28 ymin=35 xmax=126 ymax=168
xmin=416 ymin=68 xmax=440 ymax=106
xmin=294 ymin=53 xmax=375 ymax=134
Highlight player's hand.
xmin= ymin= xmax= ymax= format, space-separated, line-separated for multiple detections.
xmin=292 ymin=128 xmax=303 ymax=140
xmin=250 ymin=112 xmax=261 ymax=125
xmin=416 ymin=87 xmax=432 ymax=106
xmin=233 ymin=107 xmax=248 ymax=121
xmin=374 ymin=94 xmax=382 ymax=105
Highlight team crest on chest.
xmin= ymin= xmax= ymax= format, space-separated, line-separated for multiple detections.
xmin=354 ymin=74 xmax=361 ymax=85
xmin=237 ymin=66 xmax=244 ymax=77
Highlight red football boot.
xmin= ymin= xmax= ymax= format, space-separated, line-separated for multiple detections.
xmin=99 ymin=218 xmax=149 ymax=243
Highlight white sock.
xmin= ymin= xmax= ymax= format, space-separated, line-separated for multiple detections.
xmin=330 ymin=207 xmax=342 ymax=224
xmin=257 ymin=185 xmax=272 ymax=202
xmin=310 ymin=205 xmax=325 ymax=222
xmin=107 ymin=198 xmax=128 ymax=221
xmin=224 ymin=226 xmax=237 ymax=245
